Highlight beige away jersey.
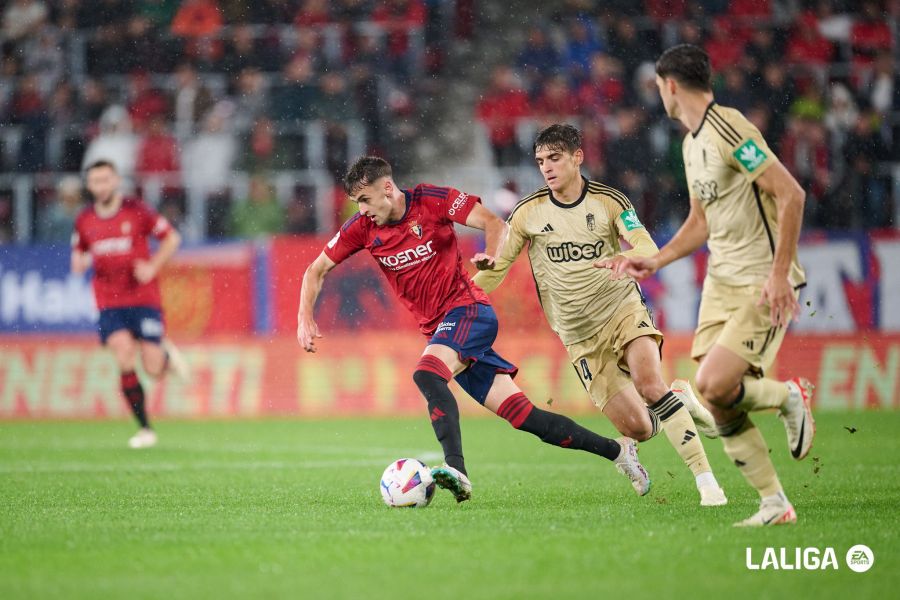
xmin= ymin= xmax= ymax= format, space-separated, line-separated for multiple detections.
xmin=473 ymin=178 xmax=658 ymax=346
xmin=683 ymin=102 xmax=805 ymax=288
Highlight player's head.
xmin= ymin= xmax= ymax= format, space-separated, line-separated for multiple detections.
xmin=655 ymin=44 xmax=712 ymax=119
xmin=84 ymin=159 xmax=120 ymax=205
xmin=532 ymin=124 xmax=584 ymax=193
xmin=343 ymin=155 xmax=399 ymax=226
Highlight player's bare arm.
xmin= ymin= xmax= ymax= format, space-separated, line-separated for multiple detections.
xmin=753 ymin=161 xmax=805 ymax=328
xmin=297 ymin=251 xmax=337 ymax=352
xmin=134 ymin=229 xmax=181 ymax=284
xmin=71 ymin=249 xmax=92 ymax=274
xmin=464 ymin=203 xmax=508 ymax=271
xmin=621 ymin=195 xmax=709 ymax=280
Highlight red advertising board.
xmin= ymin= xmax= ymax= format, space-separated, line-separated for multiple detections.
xmin=268 ymin=235 xmax=546 ymax=336
xmin=160 ymin=244 xmax=255 ymax=337
xmin=1 ymin=333 xmax=897 ymax=418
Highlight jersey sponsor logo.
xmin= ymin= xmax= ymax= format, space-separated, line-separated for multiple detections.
xmin=435 ymin=320 xmax=456 ymax=335
xmin=540 ymin=223 xmax=554 ymax=233
xmin=377 ymin=240 xmax=435 ymax=270
xmin=447 ymin=192 xmax=470 ymax=216
xmin=586 ymin=213 xmax=595 ymax=231
xmin=620 ymin=209 xmax=643 ymax=231
xmin=692 ymin=179 xmax=718 ymax=204
xmin=734 ymin=139 xmax=767 ymax=172
xmin=546 ymin=240 xmax=604 ymax=262
xmin=91 ymin=236 xmax=133 ymax=255
xmin=326 ymin=232 xmax=340 ymax=249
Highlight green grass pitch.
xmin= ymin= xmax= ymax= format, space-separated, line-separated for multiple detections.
xmin=1 ymin=412 xmax=897 ymax=599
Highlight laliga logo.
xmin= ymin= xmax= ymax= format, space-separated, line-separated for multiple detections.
xmin=745 ymin=544 xmax=874 ymax=572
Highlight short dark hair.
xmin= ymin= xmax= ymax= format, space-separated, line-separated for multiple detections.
xmin=533 ymin=123 xmax=582 ymax=155
xmin=84 ymin=159 xmax=117 ymax=174
xmin=343 ymin=155 xmax=392 ymax=196
xmin=655 ymin=44 xmax=712 ymax=91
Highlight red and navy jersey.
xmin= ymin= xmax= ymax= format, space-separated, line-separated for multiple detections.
xmin=72 ymin=197 xmax=173 ymax=310
xmin=324 ymin=184 xmax=490 ymax=336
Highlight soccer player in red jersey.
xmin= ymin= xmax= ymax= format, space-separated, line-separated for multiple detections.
xmin=71 ymin=160 xmax=188 ymax=449
xmin=297 ymin=156 xmax=651 ymax=502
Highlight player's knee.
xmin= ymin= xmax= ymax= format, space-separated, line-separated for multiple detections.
xmin=624 ymin=417 xmax=654 ymax=442
xmin=412 ymin=369 xmax=449 ymax=396
xmin=632 ymin=374 xmax=668 ymax=404
xmin=695 ymin=374 xmax=732 ymax=407
xmin=143 ymin=361 xmax=165 ymax=380
xmin=413 ymin=355 xmax=452 ymax=389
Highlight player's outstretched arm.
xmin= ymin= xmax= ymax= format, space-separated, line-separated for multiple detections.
xmin=470 ymin=207 xmax=527 ymax=294
xmin=134 ymin=229 xmax=181 ymax=284
xmin=297 ymin=251 xmax=337 ymax=353
xmin=464 ymin=203 xmax=508 ymax=270
xmin=596 ymin=207 xmax=660 ymax=279
xmin=621 ymin=195 xmax=709 ymax=280
xmin=753 ymin=160 xmax=805 ymax=327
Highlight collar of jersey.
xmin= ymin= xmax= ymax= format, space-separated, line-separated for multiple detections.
xmin=93 ymin=196 xmax=125 ymax=220
xmin=692 ymin=100 xmax=716 ymax=138
xmin=548 ymin=176 xmax=588 ymax=209
xmin=386 ymin=190 xmax=413 ymax=225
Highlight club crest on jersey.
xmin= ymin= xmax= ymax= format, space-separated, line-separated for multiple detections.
xmin=121 ymin=221 xmax=131 ymax=234
xmin=410 ymin=222 xmax=423 ymax=239
xmin=586 ymin=213 xmax=595 ymax=231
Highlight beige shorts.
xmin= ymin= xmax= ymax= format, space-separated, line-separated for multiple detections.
xmin=691 ymin=278 xmax=794 ymax=376
xmin=565 ymin=294 xmax=663 ymax=410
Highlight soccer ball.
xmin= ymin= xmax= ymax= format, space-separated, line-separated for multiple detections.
xmin=379 ymin=458 xmax=436 ymax=508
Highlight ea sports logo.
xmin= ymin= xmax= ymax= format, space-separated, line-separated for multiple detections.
xmin=845 ymin=545 xmax=874 ymax=573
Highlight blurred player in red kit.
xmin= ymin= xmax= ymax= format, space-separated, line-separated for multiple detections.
xmin=297 ymin=156 xmax=651 ymax=502
xmin=71 ymin=160 xmax=189 ymax=448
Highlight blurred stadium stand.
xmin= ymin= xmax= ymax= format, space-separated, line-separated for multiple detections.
xmin=0 ymin=0 xmax=897 ymax=243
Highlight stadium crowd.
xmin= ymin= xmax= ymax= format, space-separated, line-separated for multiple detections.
xmin=0 ymin=0 xmax=473 ymax=241
xmin=0 ymin=0 xmax=896 ymax=243
xmin=477 ymin=0 xmax=897 ymax=233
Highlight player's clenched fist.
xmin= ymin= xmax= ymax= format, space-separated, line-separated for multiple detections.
xmin=297 ymin=315 xmax=322 ymax=352
xmin=133 ymin=259 xmax=158 ymax=284
xmin=471 ymin=253 xmax=496 ymax=270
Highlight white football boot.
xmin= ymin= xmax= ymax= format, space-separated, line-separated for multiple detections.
xmin=431 ymin=464 xmax=472 ymax=503
xmin=128 ymin=428 xmax=157 ymax=449
xmin=734 ymin=492 xmax=797 ymax=527
xmin=699 ymin=484 xmax=728 ymax=507
xmin=780 ymin=378 xmax=816 ymax=460
xmin=162 ymin=338 xmax=191 ymax=381
xmin=613 ymin=437 xmax=651 ymax=496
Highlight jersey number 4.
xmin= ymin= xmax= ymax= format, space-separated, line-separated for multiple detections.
xmin=579 ymin=359 xmax=593 ymax=381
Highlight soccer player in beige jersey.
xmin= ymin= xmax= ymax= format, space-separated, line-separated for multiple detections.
xmin=616 ymin=45 xmax=816 ymax=527
xmin=473 ymin=124 xmax=727 ymax=507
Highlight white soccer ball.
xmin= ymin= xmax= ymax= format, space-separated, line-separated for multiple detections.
xmin=379 ymin=458 xmax=436 ymax=508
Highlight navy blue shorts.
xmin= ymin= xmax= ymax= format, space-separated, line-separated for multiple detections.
xmin=428 ymin=303 xmax=517 ymax=405
xmin=97 ymin=306 xmax=165 ymax=345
